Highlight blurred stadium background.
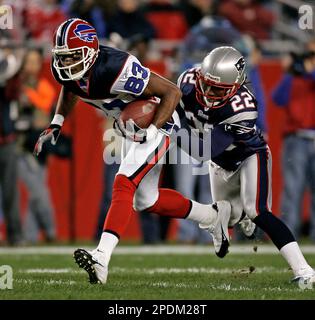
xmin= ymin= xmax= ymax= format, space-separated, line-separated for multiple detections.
xmin=0 ymin=0 xmax=314 ymax=246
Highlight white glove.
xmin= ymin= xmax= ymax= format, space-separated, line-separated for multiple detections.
xmin=115 ymin=119 xmax=158 ymax=143
xmin=142 ymin=124 xmax=159 ymax=142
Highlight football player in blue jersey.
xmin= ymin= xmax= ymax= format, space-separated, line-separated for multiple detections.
xmin=34 ymin=18 xmax=233 ymax=284
xmin=176 ymin=46 xmax=315 ymax=284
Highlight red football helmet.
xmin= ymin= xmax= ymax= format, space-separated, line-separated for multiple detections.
xmin=52 ymin=18 xmax=99 ymax=81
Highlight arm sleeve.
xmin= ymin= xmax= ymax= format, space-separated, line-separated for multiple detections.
xmin=210 ymin=125 xmax=235 ymax=158
xmin=271 ymin=74 xmax=293 ymax=107
xmin=171 ymin=114 xmax=234 ymax=161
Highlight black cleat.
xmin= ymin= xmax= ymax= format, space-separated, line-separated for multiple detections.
xmin=215 ymin=226 xmax=230 ymax=258
xmin=73 ymin=248 xmax=100 ymax=284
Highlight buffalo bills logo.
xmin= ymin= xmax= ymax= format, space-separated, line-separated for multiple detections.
xmin=74 ymin=24 xmax=97 ymax=42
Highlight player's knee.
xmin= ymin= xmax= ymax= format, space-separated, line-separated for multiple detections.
xmin=242 ymin=196 xmax=271 ymax=220
xmin=133 ymin=197 xmax=155 ymax=212
xmin=112 ymin=174 xmax=136 ymax=200
xmin=243 ymin=204 xmax=258 ymax=221
xmin=133 ymin=190 xmax=158 ymax=212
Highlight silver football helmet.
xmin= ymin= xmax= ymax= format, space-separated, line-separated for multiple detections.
xmin=196 ymin=46 xmax=246 ymax=108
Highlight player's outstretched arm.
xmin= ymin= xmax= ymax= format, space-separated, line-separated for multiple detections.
xmin=141 ymin=72 xmax=182 ymax=129
xmin=33 ymin=86 xmax=78 ymax=156
xmin=54 ymin=85 xmax=78 ymax=119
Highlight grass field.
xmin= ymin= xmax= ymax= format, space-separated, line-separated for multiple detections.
xmin=1 ymin=244 xmax=315 ymax=300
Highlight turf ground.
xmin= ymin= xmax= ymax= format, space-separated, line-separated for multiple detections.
xmin=1 ymin=244 xmax=315 ymax=300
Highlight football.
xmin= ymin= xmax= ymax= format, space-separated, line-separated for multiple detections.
xmin=119 ymin=98 xmax=159 ymax=129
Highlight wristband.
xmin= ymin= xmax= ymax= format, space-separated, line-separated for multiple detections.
xmin=51 ymin=114 xmax=65 ymax=127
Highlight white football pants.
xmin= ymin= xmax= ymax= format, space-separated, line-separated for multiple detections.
xmin=209 ymin=147 xmax=272 ymax=226
xmin=117 ymin=110 xmax=181 ymax=211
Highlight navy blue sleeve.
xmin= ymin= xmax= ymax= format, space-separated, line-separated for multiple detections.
xmin=172 ymin=112 xmax=234 ymax=161
xmin=271 ymin=74 xmax=293 ymax=107
xmin=210 ymin=125 xmax=235 ymax=158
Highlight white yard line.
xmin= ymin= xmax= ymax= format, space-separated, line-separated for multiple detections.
xmin=15 ymin=267 xmax=305 ymax=292
xmin=139 ymin=282 xmax=300 ymax=292
xmin=0 ymin=244 xmax=315 ymax=255
xmin=20 ymin=266 xmax=290 ymax=275
xmin=11 ymin=278 xmax=301 ymax=292
xmin=23 ymin=268 xmax=77 ymax=274
xmin=14 ymin=278 xmax=77 ymax=286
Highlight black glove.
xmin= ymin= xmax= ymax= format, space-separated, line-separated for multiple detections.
xmin=33 ymin=124 xmax=61 ymax=156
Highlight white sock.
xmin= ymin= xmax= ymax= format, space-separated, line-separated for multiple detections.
xmin=186 ymin=200 xmax=217 ymax=226
xmin=96 ymin=232 xmax=119 ymax=265
xmin=280 ymin=242 xmax=313 ymax=276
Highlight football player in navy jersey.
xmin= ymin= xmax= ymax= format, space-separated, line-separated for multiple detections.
xmin=176 ymin=46 xmax=315 ymax=284
xmin=34 ymin=18 xmax=233 ymax=284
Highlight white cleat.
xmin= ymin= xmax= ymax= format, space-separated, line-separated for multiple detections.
xmin=292 ymin=268 xmax=315 ymax=287
xmin=239 ymin=215 xmax=256 ymax=239
xmin=200 ymin=201 xmax=231 ymax=258
xmin=74 ymin=248 xmax=108 ymax=284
